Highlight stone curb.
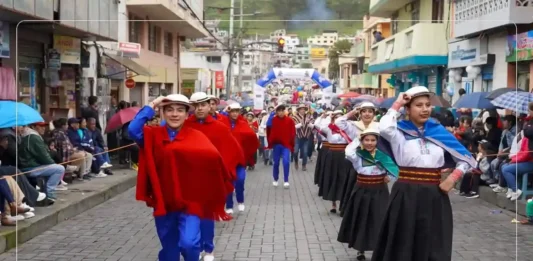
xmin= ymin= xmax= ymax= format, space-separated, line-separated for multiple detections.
xmin=479 ymin=186 xmax=527 ymax=217
xmin=0 ymin=171 xmax=137 ymax=254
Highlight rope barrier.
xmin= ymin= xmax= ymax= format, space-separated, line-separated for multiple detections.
xmin=3 ymin=143 xmax=136 ymax=180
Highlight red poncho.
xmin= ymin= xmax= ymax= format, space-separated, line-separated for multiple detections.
xmin=136 ymin=125 xmax=229 ymax=220
xmin=185 ymin=115 xmax=245 ymax=187
xmin=267 ymin=115 xmax=296 ymax=152
xmin=221 ymin=115 xmax=260 ymax=166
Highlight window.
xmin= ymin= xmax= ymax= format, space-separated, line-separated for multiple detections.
xmin=391 ymin=12 xmax=399 ymax=34
xmin=164 ymin=32 xmax=173 ymax=56
xmin=129 ymin=15 xmax=142 ymax=44
xmin=411 ymin=0 xmax=420 ymax=26
xmin=482 ymin=80 xmax=493 ymax=92
xmin=206 ymin=56 xmax=222 ymax=63
xmin=148 ymin=23 xmax=161 ymax=52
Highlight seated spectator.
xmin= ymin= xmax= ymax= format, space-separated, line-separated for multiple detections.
xmin=4 ymin=175 xmax=35 ymax=219
xmin=0 ymin=177 xmax=31 ymax=226
xmin=66 ymin=118 xmax=106 ymax=178
xmin=16 ymin=124 xmax=64 ymax=200
xmin=486 ymin=115 xmax=517 ymax=187
xmin=454 ymin=115 xmax=473 ymax=150
xmin=51 ymin=118 xmax=93 ymax=181
xmin=460 ymin=140 xmax=496 ymax=198
xmin=87 ymin=118 xmax=113 ymax=175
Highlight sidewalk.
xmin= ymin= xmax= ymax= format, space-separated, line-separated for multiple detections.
xmin=0 ymin=169 xmax=137 ymax=254
xmin=479 ymin=186 xmax=528 ymax=216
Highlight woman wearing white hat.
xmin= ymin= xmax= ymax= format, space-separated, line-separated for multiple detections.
xmin=371 ymin=86 xmax=476 ymax=261
xmin=313 ymin=110 xmax=332 ymax=186
xmin=337 ymin=128 xmax=398 ymax=260
xmin=128 ymin=94 xmax=231 ymax=261
xmin=335 ymin=102 xmax=379 ymax=216
xmin=316 ymin=110 xmax=352 ymax=213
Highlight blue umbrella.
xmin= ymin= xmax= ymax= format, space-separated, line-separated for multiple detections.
xmin=491 ymin=91 xmax=533 ymax=114
xmin=0 ymin=101 xmax=44 ymax=128
xmin=378 ymin=97 xmax=396 ymax=109
xmin=453 ymin=92 xmax=495 ymax=109
xmin=240 ymin=100 xmax=254 ymax=107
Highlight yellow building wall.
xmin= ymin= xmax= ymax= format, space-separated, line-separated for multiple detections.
xmin=395 ymin=0 xmax=449 ymax=32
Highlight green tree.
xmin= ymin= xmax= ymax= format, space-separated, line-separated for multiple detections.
xmin=327 ymin=0 xmax=369 ymax=20
xmin=270 ymin=0 xmax=307 ymax=27
xmin=328 ymin=39 xmax=352 ymax=80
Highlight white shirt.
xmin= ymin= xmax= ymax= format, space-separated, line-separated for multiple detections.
xmin=379 ymin=108 xmax=470 ymax=173
xmin=335 ymin=115 xmax=379 ymax=141
xmin=345 ymin=138 xmax=396 ymax=180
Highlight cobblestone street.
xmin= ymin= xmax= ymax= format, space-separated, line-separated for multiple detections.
xmin=1 ymin=163 xmax=532 ymax=261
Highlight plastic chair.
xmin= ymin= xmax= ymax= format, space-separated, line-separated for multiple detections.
xmin=520 ymin=173 xmax=533 ymax=200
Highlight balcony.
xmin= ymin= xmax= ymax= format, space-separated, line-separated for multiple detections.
xmin=350 ymin=73 xmax=374 ymax=88
xmin=369 ymin=0 xmax=413 ymax=17
xmin=453 ymin=0 xmax=533 ymax=38
xmin=126 ymin=0 xmax=208 ymax=38
xmin=369 ymin=23 xmax=448 ymax=73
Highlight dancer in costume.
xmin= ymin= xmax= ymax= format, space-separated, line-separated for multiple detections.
xmin=220 ymin=103 xmax=260 ymax=213
xmin=371 ymin=86 xmax=476 ymax=261
xmin=337 ymin=128 xmax=398 ymax=261
xmin=313 ymin=111 xmax=332 ymax=186
xmin=187 ymin=92 xmax=244 ymax=261
xmin=207 ymin=95 xmax=226 ymax=121
xmin=336 ymin=102 xmax=379 ymax=216
xmin=291 ymin=104 xmax=314 ymax=171
xmin=266 ymin=104 xmax=296 ymax=188
xmin=317 ymin=110 xmax=353 ymax=213
xmin=129 ymin=94 xmax=231 ymax=261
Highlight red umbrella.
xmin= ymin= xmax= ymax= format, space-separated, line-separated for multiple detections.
xmin=337 ymin=92 xmax=360 ymax=98
xmin=105 ymin=107 xmax=141 ymax=133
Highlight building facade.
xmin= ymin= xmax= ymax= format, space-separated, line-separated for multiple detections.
xmin=368 ymin=0 xmax=450 ymax=96
xmin=307 ymin=30 xmax=338 ymax=47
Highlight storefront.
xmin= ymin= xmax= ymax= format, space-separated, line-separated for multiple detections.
xmin=506 ymin=30 xmax=533 ymax=91
xmin=181 ymin=68 xmax=199 ymax=98
xmin=447 ymin=37 xmax=495 ymax=98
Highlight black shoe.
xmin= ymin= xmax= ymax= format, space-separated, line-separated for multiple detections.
xmin=264 ymin=159 xmax=268 ymax=165
xmin=104 ymin=169 xmax=114 ymax=175
xmin=465 ymin=192 xmax=479 ymax=199
xmin=269 ymin=161 xmax=273 ymax=166
xmin=356 ymin=252 xmax=366 ymax=260
xmin=330 ymin=208 xmax=337 ymax=214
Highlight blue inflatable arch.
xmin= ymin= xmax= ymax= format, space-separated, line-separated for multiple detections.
xmin=253 ymin=68 xmax=333 ymax=110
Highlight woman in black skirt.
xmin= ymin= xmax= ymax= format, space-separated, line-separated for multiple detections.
xmin=313 ymin=111 xmax=331 ymax=186
xmin=372 ymin=86 xmax=476 ymax=261
xmin=317 ymin=110 xmax=352 ymax=213
xmin=337 ymin=128 xmax=398 ymax=260
xmin=335 ymin=102 xmax=379 ymax=216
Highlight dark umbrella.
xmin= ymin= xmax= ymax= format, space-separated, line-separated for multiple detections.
xmin=431 ymin=96 xmax=451 ymax=108
xmin=378 ymin=97 xmax=395 ymax=109
xmin=485 ymin=87 xmax=527 ymax=100
xmin=105 ymin=107 xmax=140 ymax=133
xmin=453 ymin=92 xmax=495 ymax=109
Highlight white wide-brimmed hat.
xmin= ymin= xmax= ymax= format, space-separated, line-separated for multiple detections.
xmin=360 ymin=128 xmax=380 ymax=139
xmin=189 ymin=92 xmax=210 ymax=103
xmin=405 ymin=86 xmax=432 ymax=99
xmin=332 ymin=110 xmax=343 ymax=115
xmin=359 ymin=102 xmax=376 ymax=110
xmin=228 ymin=103 xmax=242 ymax=110
xmin=160 ymin=94 xmax=191 ymax=109
xmin=296 ymin=104 xmax=308 ymax=111
xmin=207 ymin=94 xmax=220 ymax=104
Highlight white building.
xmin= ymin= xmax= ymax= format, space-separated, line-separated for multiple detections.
xmin=181 ymin=51 xmax=234 ymax=97
xmin=294 ymin=45 xmax=311 ymax=67
xmin=307 ymin=30 xmax=338 ymax=46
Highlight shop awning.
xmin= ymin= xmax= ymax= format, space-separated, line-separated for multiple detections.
xmin=104 ymin=53 xmax=154 ymax=77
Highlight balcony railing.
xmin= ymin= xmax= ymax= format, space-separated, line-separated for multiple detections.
xmin=453 ymin=0 xmax=533 ymax=38
xmin=369 ymin=23 xmax=448 ymax=73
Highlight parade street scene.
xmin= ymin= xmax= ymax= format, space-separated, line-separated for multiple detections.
xmin=1 ymin=0 xmax=533 ymax=261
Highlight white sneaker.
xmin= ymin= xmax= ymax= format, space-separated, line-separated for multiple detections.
xmin=101 ymin=162 xmax=112 ymax=169
xmin=238 ymin=204 xmax=245 ymax=212
xmin=11 ymin=215 xmax=25 ymax=221
xmin=36 ymin=185 xmax=40 ymax=190
xmin=60 ymin=180 xmax=68 ymax=186
xmin=55 ymin=184 xmax=68 ymax=191
xmin=510 ymin=190 xmax=523 ymax=201
xmin=272 ymin=181 xmax=279 ymax=187
xmin=95 ymin=171 xmax=107 ymax=178
xmin=493 ymin=186 xmax=507 ymax=193
xmin=21 ymin=203 xmax=34 ymax=212
xmin=283 ymin=182 xmax=290 ymax=188
xmin=204 ymin=254 xmax=215 ymax=261
xmin=489 ymin=183 xmax=499 ymax=188
xmin=199 ymin=252 xmax=203 ymax=261
xmin=506 ymin=190 xmax=513 ymax=199
xmin=37 ymin=192 xmax=46 ymax=202
xmin=225 ymin=209 xmax=233 ymax=214
xmin=23 ymin=212 xmax=35 ymax=219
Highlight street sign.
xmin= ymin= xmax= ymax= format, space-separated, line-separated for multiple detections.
xmin=125 ymin=78 xmax=135 ymax=89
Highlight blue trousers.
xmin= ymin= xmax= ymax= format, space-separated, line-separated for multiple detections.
xmin=200 ymin=219 xmax=215 ymax=253
xmin=154 ymin=212 xmax=201 ymax=261
xmin=226 ymin=165 xmax=246 ymax=208
xmin=501 ymin=162 xmax=533 ymax=191
xmin=273 ymin=144 xmax=290 ymax=182
xmin=293 ymin=137 xmax=310 ymax=166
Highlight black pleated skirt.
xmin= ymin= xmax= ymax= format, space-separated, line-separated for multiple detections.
xmin=371 ymin=168 xmax=453 ymax=261
xmin=338 ymin=175 xmax=389 ymax=251
xmin=318 ymin=145 xmax=350 ymax=201
xmin=339 ymin=168 xmax=357 ymax=216
xmin=314 ymin=142 xmax=329 ymax=186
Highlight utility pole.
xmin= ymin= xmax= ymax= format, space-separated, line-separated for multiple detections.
xmin=237 ymin=0 xmax=244 ymax=94
xmin=225 ymin=0 xmax=235 ymax=98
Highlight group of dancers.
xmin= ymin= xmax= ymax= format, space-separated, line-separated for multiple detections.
xmin=131 ymin=86 xmax=476 ymax=261
xmin=313 ymin=86 xmax=476 ymax=261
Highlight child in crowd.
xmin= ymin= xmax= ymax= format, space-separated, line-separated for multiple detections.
xmin=460 ymin=140 xmax=496 ymax=198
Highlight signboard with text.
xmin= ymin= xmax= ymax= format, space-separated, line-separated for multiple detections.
xmin=215 ymin=71 xmax=224 ymax=89
xmin=506 ymin=30 xmax=533 ymax=62
xmin=53 ymin=35 xmax=81 ymax=64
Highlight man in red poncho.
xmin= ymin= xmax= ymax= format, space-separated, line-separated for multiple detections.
xmin=207 ymin=94 xmax=226 ymax=121
xmin=127 ymin=94 xmax=230 ymax=261
xmin=266 ymin=104 xmax=296 ymax=188
xmin=220 ymin=103 xmax=260 ymax=214
xmin=186 ymin=92 xmax=244 ymax=261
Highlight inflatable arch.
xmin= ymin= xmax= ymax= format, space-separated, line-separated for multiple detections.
xmin=253 ymin=68 xmax=333 ymax=110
